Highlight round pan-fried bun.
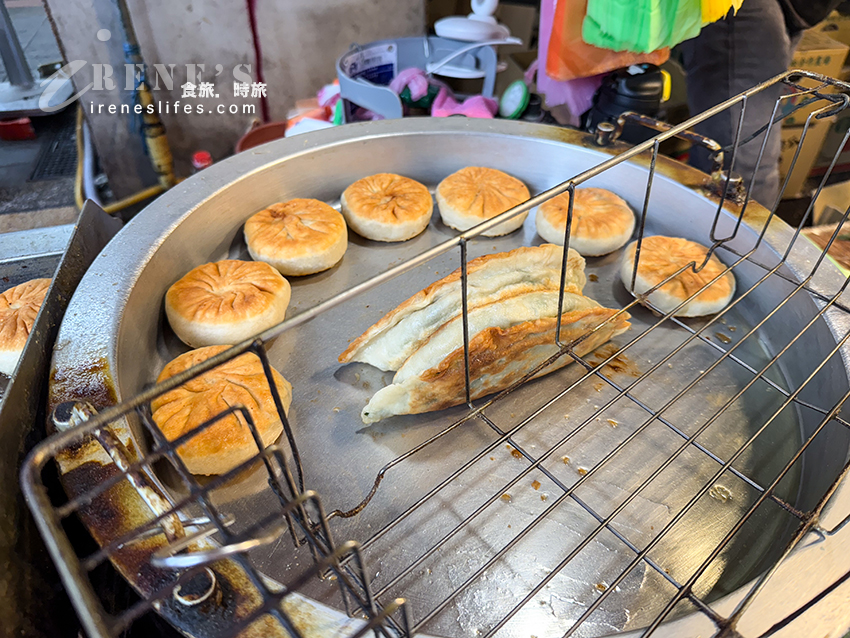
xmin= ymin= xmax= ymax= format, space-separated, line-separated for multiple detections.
xmin=436 ymin=166 xmax=530 ymax=237
xmin=620 ymin=236 xmax=736 ymax=317
xmin=340 ymin=173 xmax=433 ymax=242
xmin=536 ymin=187 xmax=635 ymax=256
xmin=165 ymin=260 xmax=290 ymax=348
xmin=244 ymin=199 xmax=347 ymax=276
xmin=151 ymin=345 xmax=292 ymax=475
xmin=0 ymin=278 xmax=50 ymax=375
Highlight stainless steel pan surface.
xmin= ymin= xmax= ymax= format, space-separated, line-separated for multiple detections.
xmin=33 ymin=110 xmax=850 ymax=638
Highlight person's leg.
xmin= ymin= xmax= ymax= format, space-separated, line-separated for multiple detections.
xmin=678 ymin=0 xmax=795 ymax=207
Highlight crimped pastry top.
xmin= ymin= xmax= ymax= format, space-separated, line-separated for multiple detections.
xmin=438 ymin=167 xmax=530 ymax=219
xmin=151 ymin=345 xmax=291 ymax=460
xmin=343 ymin=173 xmax=432 ymax=224
xmin=245 ymin=199 xmax=346 ymax=257
xmin=0 ymin=278 xmax=50 ymax=352
xmin=626 ymin=236 xmax=734 ymax=302
xmin=539 ymin=188 xmax=633 ymax=239
xmin=166 ymin=260 xmax=289 ymax=324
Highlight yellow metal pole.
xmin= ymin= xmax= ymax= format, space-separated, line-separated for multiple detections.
xmin=137 ymin=83 xmax=176 ymax=189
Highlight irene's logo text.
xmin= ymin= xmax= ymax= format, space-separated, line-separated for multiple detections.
xmin=40 ymin=61 xmax=258 ymax=113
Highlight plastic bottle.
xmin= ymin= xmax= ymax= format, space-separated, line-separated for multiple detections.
xmin=191 ymin=150 xmax=213 ymax=173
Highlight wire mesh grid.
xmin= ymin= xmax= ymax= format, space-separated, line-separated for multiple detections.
xmin=20 ymin=69 xmax=850 ymax=638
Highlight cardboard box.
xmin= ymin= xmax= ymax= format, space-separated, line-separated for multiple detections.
xmin=779 ymin=117 xmax=833 ymax=198
xmin=427 ymin=0 xmax=467 ymax=30
xmin=814 ymin=10 xmax=850 ymax=48
xmin=496 ymin=3 xmax=537 ymax=50
xmin=813 ymin=107 xmax=850 ymax=172
xmin=810 ymin=179 xmax=850 ymax=225
xmin=782 ymin=30 xmax=849 ymax=126
xmin=495 ymin=49 xmax=537 ymax=96
xmin=802 ymin=220 xmax=850 ymax=273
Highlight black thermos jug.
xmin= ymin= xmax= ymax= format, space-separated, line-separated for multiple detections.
xmin=584 ymin=63 xmax=666 ymax=144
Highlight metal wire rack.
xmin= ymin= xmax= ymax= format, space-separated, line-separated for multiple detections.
xmin=20 ymin=69 xmax=850 ymax=638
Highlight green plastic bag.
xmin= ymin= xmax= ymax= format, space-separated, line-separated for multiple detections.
xmin=583 ymin=0 xmax=703 ymax=53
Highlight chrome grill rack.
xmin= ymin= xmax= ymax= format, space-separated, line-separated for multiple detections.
xmin=21 ymin=69 xmax=850 ymax=638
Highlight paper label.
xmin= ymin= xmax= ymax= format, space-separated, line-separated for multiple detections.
xmin=342 ymin=44 xmax=398 ymax=86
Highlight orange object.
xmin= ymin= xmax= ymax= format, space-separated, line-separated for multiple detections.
xmin=546 ymin=0 xmax=670 ymax=81
xmin=234 ymin=107 xmax=333 ymax=153
xmin=235 ymin=121 xmax=287 ymax=153
xmin=285 ymin=107 xmax=331 ymax=131
xmin=294 ymin=97 xmax=321 ymax=111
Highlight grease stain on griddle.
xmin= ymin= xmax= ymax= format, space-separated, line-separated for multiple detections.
xmin=588 ymin=274 xmax=599 ymax=282
xmin=715 ymin=332 xmax=732 ymax=344
xmin=364 ymin=428 xmax=385 ymax=442
xmin=507 ymin=444 xmax=522 ymax=459
xmin=587 ymin=343 xmax=641 ymax=378
xmin=49 ymin=357 xmax=117 ymax=414
xmin=709 ymin=484 xmax=732 ymax=502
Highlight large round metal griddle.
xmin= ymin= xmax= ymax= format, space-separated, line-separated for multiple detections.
xmin=49 ymin=118 xmax=850 ymax=637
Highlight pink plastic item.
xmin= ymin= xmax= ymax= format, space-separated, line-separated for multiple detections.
xmin=431 ymin=88 xmax=497 ymax=119
xmin=317 ymin=83 xmax=340 ymax=109
xmin=389 ymin=68 xmax=431 ymax=101
xmin=526 ymin=60 xmax=604 ymax=125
